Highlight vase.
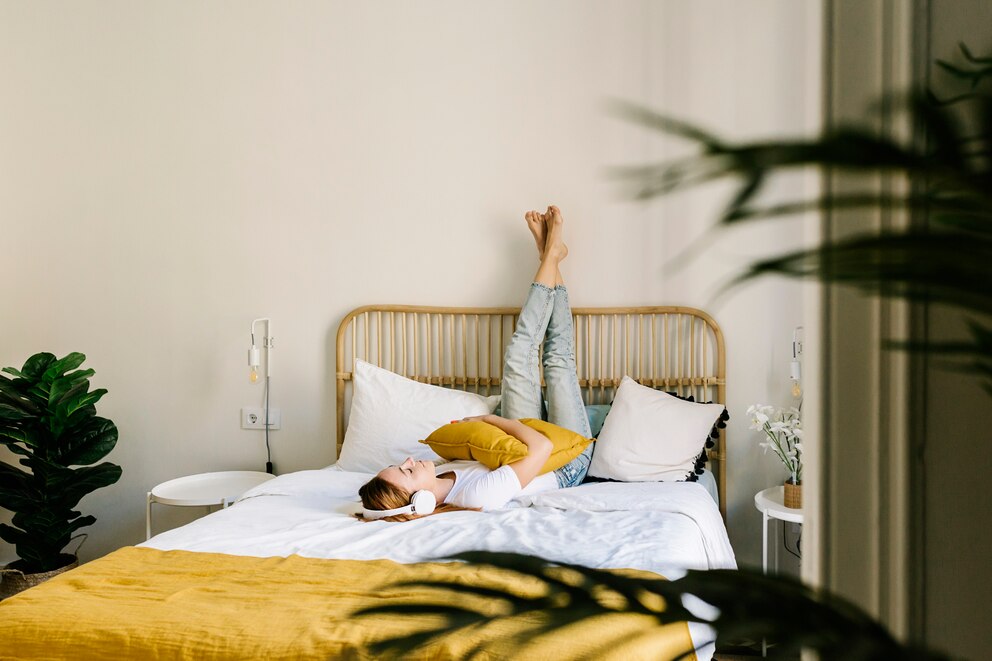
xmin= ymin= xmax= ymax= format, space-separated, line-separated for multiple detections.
xmin=784 ymin=480 xmax=802 ymax=509
xmin=0 ymin=554 xmax=78 ymax=600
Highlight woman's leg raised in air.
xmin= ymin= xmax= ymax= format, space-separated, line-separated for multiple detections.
xmin=541 ymin=207 xmax=590 ymax=436
xmin=541 ymin=207 xmax=593 ymax=488
xmin=499 ymin=211 xmax=567 ymax=421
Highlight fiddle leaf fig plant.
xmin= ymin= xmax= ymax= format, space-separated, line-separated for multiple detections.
xmin=0 ymin=352 xmax=122 ymax=573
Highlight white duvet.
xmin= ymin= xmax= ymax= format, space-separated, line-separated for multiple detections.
xmin=142 ymin=468 xmax=736 ymax=659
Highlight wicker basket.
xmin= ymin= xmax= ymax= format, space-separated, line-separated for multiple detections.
xmin=0 ymin=555 xmax=78 ymax=600
xmin=784 ymin=480 xmax=802 ymax=509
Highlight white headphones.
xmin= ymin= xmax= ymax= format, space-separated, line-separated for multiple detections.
xmin=362 ymin=489 xmax=437 ymax=520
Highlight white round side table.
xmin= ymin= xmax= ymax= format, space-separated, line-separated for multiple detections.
xmin=754 ymin=486 xmax=804 ymax=657
xmin=146 ymin=471 xmax=276 ymax=540
xmin=754 ymin=486 xmax=804 ymax=574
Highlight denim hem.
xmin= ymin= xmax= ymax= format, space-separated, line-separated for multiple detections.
xmin=531 ymin=282 xmax=556 ymax=294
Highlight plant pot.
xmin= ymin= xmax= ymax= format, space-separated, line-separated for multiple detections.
xmin=784 ymin=480 xmax=802 ymax=509
xmin=0 ymin=554 xmax=78 ymax=600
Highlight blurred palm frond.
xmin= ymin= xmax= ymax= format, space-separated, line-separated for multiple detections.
xmin=353 ymin=551 xmax=949 ymax=660
xmin=611 ymin=42 xmax=992 ymax=393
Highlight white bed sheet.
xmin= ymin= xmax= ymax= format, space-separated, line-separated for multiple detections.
xmin=141 ymin=467 xmax=736 ymax=659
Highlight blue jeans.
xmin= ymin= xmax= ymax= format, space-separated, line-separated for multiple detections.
xmin=501 ymin=283 xmax=593 ymax=488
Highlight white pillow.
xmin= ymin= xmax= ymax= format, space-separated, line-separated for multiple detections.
xmin=588 ymin=376 xmax=725 ymax=482
xmin=336 ymin=360 xmax=501 ymax=473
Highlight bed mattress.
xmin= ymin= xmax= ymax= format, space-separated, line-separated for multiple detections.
xmin=140 ymin=467 xmax=737 ymax=659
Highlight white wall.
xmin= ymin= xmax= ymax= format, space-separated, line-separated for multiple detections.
xmin=0 ymin=1 xmax=820 ymax=569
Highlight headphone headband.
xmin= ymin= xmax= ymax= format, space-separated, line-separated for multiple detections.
xmin=362 ymin=489 xmax=436 ymax=520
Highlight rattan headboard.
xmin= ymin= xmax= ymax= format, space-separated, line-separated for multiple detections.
xmin=335 ymin=305 xmax=728 ymax=519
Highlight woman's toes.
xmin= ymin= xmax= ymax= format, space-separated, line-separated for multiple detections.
xmin=525 ymin=211 xmax=546 ymax=256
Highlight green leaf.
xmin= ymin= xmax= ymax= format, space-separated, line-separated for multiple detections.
xmin=731 ymin=232 xmax=992 ymax=317
xmin=42 ymin=353 xmax=86 ymax=381
xmin=0 ymin=403 xmax=35 ymax=421
xmin=47 ymin=462 xmax=122 ymax=510
xmin=0 ymin=442 xmax=33 ymax=458
xmin=608 ymin=99 xmax=725 ymax=149
xmin=56 ymin=388 xmax=106 ymax=422
xmin=65 ymin=514 xmax=97 ymax=534
xmin=49 ymin=375 xmax=90 ymax=407
xmin=58 ymin=418 xmax=119 ymax=466
xmin=0 ymin=378 xmax=44 ymax=412
xmin=0 ymin=426 xmax=40 ymax=448
xmin=358 ymin=551 xmax=951 ymax=660
xmin=0 ymin=464 xmax=39 ymax=512
xmin=0 ymin=523 xmax=30 ymax=548
xmin=19 ymin=353 xmax=56 ymax=380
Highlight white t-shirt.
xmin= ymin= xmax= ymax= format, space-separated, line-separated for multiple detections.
xmin=437 ymin=461 xmax=559 ymax=510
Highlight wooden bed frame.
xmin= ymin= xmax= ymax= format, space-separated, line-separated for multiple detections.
xmin=336 ymin=305 xmax=728 ymax=519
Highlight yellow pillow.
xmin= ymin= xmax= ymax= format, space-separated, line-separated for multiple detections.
xmin=420 ymin=418 xmax=593 ymax=474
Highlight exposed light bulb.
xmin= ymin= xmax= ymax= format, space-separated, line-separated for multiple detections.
xmin=789 ymin=327 xmax=804 ymax=400
xmin=249 ymin=345 xmax=260 ymax=384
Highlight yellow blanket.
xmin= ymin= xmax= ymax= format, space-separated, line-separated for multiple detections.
xmin=0 ymin=547 xmax=696 ymax=660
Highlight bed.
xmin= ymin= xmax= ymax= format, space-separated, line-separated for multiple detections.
xmin=0 ymin=304 xmax=735 ymax=660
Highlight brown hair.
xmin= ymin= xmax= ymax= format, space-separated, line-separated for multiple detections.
xmin=357 ymin=476 xmax=479 ymax=522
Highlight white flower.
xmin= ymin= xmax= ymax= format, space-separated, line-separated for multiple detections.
xmin=750 ymin=410 xmax=770 ymax=429
xmin=749 ymin=402 xmax=804 ymax=475
xmin=769 ymin=421 xmax=788 ymax=434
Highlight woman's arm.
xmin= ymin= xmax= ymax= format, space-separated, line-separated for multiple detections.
xmin=476 ymin=415 xmax=552 ymax=488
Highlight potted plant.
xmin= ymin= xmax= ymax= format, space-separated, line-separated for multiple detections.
xmin=747 ymin=404 xmax=804 ymax=507
xmin=0 ymin=352 xmax=122 ymax=598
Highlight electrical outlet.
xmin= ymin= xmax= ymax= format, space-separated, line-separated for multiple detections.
xmin=241 ymin=407 xmax=281 ymax=430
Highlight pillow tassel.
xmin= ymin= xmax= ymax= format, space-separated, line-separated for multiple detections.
xmin=683 ymin=447 xmax=710 ymax=482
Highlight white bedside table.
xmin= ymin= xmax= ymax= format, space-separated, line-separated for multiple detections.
xmin=146 ymin=471 xmax=276 ymax=540
xmin=754 ymin=486 xmax=804 ymax=657
xmin=754 ymin=486 xmax=804 ymax=574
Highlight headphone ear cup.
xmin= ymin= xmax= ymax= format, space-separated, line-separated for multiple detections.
xmin=410 ymin=490 xmax=437 ymax=516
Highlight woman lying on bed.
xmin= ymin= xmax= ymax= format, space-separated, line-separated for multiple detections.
xmin=359 ymin=206 xmax=594 ymax=522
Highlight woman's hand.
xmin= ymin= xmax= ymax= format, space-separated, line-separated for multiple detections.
xmin=475 ymin=417 xmax=552 ymax=488
xmin=451 ymin=415 xmax=551 ymax=486
xmin=454 ymin=414 xmax=491 ymax=423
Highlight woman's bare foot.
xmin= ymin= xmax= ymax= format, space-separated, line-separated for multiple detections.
xmin=525 ymin=211 xmax=546 ymax=259
xmin=543 ymin=205 xmax=568 ymax=262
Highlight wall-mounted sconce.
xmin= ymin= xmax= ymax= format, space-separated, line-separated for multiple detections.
xmin=249 ymin=318 xmax=274 ymax=474
xmin=791 ymin=326 xmax=803 ymax=399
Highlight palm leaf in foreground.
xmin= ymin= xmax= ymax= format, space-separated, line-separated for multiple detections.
xmin=612 ymin=75 xmax=992 ymax=396
xmin=352 ymin=551 xmax=948 ymax=660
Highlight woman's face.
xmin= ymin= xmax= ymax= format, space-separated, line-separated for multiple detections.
xmin=378 ymin=457 xmax=436 ymax=493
